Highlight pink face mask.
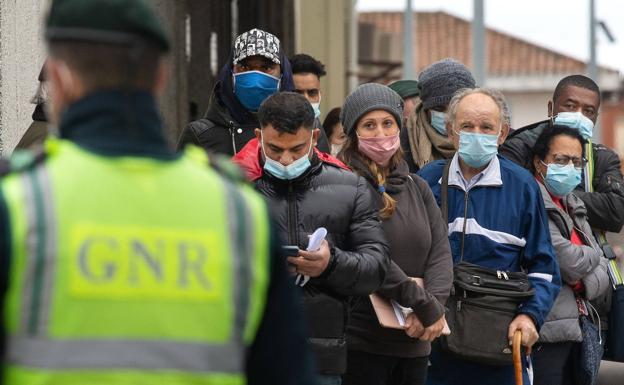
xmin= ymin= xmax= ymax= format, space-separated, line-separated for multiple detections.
xmin=357 ymin=133 xmax=400 ymax=167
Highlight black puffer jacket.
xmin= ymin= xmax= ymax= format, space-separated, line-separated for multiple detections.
xmin=234 ymin=142 xmax=389 ymax=374
xmin=500 ymin=120 xmax=624 ymax=233
xmin=177 ymin=87 xmax=259 ymax=155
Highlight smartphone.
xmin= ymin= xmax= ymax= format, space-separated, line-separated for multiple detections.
xmin=282 ymin=245 xmax=300 ymax=257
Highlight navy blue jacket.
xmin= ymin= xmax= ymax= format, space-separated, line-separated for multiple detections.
xmin=419 ymin=155 xmax=561 ymax=385
xmin=418 ymin=155 xmax=561 ymax=329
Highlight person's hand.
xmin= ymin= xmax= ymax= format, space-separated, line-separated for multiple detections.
xmin=404 ymin=313 xmax=424 ymax=338
xmin=508 ymin=314 xmax=538 ymax=348
xmin=287 ymin=239 xmax=331 ymax=278
xmin=418 ymin=314 xmax=447 ymax=342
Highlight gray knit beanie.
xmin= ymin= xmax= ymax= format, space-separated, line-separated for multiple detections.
xmin=418 ymin=58 xmax=476 ymax=110
xmin=341 ymin=83 xmax=404 ymax=136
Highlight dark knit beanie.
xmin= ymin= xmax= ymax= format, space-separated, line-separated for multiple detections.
xmin=46 ymin=0 xmax=170 ymax=52
xmin=388 ymin=79 xmax=419 ymax=99
xmin=341 ymin=83 xmax=404 ymax=136
xmin=418 ymin=58 xmax=476 ymax=110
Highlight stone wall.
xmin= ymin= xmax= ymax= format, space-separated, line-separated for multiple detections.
xmin=0 ymin=0 xmax=350 ymax=153
xmin=0 ymin=0 xmax=48 ymax=155
xmin=151 ymin=0 xmax=188 ymax=145
xmin=0 ymin=0 xmax=188 ymax=153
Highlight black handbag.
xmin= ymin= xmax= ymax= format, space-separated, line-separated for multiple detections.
xmin=438 ymin=162 xmax=535 ymax=365
xmin=440 ymin=262 xmax=535 ymax=365
xmin=606 ymin=284 xmax=624 ymax=361
xmin=574 ymin=299 xmax=603 ymax=385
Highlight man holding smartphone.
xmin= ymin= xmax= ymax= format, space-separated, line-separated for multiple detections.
xmin=233 ymin=91 xmax=390 ymax=385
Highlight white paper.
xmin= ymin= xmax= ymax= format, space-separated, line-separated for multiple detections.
xmin=391 ymin=300 xmax=411 ymax=327
xmin=296 ymin=227 xmax=327 ymax=287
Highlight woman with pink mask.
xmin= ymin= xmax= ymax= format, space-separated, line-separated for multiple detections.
xmin=338 ymin=84 xmax=453 ymax=385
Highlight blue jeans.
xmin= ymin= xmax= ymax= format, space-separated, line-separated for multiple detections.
xmin=317 ymin=375 xmax=342 ymax=385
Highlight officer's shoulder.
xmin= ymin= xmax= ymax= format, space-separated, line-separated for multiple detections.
xmin=183 ymin=144 xmax=248 ymax=185
xmin=206 ymin=152 xmax=248 ymax=185
xmin=0 ymin=148 xmax=47 ymax=178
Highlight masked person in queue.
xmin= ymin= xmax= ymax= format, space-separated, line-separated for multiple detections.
xmin=232 ymin=91 xmax=390 ymax=385
xmin=418 ymin=88 xmax=561 ymax=385
xmin=177 ymin=28 xmax=295 ymax=156
xmin=0 ymin=2 xmax=316 ymax=384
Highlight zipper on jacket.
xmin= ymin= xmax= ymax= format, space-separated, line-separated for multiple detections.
xmin=460 ymin=191 xmax=470 ymax=260
xmin=228 ymin=121 xmax=237 ymax=155
xmin=287 ymin=183 xmax=298 ymax=245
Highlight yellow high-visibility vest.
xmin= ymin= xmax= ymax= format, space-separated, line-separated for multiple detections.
xmin=1 ymin=138 xmax=270 ymax=385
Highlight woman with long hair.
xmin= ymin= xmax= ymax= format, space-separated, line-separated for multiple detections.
xmin=339 ymin=83 xmax=453 ymax=385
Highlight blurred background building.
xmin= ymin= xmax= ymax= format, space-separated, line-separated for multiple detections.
xmin=0 ymin=0 xmax=623 ymax=380
xmin=0 ymin=0 xmax=622 ymax=162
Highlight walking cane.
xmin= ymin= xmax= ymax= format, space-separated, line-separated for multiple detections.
xmin=513 ymin=330 xmax=523 ymax=385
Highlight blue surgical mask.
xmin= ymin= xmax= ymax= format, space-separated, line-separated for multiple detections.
xmin=554 ymin=111 xmax=594 ymax=140
xmin=430 ymin=110 xmax=447 ymax=136
xmin=457 ymin=131 xmax=499 ymax=168
xmin=541 ymin=161 xmax=582 ymax=197
xmin=261 ymin=132 xmax=314 ymax=180
xmin=311 ymin=94 xmax=321 ymax=119
xmin=311 ymin=102 xmax=321 ymax=119
xmin=233 ymin=70 xmax=280 ymax=112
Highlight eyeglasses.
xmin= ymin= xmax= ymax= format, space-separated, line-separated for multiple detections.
xmin=550 ymin=154 xmax=587 ymax=169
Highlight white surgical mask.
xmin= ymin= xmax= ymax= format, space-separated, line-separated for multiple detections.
xmin=330 ymin=143 xmax=343 ymax=157
xmin=310 ymin=94 xmax=322 ymax=119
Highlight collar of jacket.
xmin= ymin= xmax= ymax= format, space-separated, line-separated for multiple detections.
xmin=538 ymin=180 xmax=587 ymax=217
xmin=59 ymin=90 xmax=177 ymax=160
xmin=446 ymin=153 xmax=503 ymax=191
xmin=538 ymin=180 xmax=591 ymax=242
xmin=231 ymin=137 xmax=350 ymax=182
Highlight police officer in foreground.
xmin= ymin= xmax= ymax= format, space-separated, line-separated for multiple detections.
xmin=0 ymin=1 xmax=314 ymax=384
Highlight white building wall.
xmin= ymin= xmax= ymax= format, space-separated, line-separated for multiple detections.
xmin=503 ymin=91 xmax=551 ymax=130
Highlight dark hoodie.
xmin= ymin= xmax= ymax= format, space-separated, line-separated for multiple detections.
xmin=346 ymin=157 xmax=453 ymax=358
xmin=178 ymin=51 xmax=329 ymax=155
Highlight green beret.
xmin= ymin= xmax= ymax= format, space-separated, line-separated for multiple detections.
xmin=46 ymin=0 xmax=170 ymax=52
xmin=388 ymin=80 xmax=420 ymax=99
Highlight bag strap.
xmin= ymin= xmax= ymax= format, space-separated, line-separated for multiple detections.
xmin=440 ymin=160 xmax=451 ymax=224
